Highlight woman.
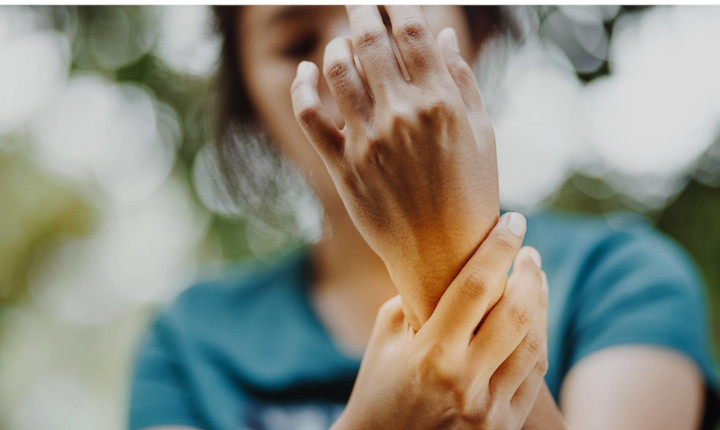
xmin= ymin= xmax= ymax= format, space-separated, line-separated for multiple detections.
xmin=128 ymin=6 xmax=720 ymax=429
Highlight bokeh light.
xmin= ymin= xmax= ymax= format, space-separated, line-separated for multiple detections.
xmin=0 ymin=8 xmax=70 ymax=135
xmin=155 ymin=5 xmax=220 ymax=76
xmin=0 ymin=6 xmax=719 ymax=430
xmin=493 ymin=37 xmax=589 ymax=209
xmin=31 ymin=74 xmax=180 ymax=205
xmin=585 ymin=6 xmax=720 ymax=180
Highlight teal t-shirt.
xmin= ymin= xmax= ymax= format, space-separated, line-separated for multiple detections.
xmin=128 ymin=211 xmax=720 ymax=430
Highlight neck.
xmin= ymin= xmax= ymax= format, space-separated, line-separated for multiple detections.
xmin=308 ymin=200 xmax=399 ymax=355
xmin=311 ymin=202 xmax=393 ymax=293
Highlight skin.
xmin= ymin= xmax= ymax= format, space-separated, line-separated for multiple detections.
xmin=292 ymin=7 xmax=501 ymax=329
xmin=332 ymin=221 xmax=549 ymax=429
xmin=291 ymin=6 xmax=557 ymax=427
xmin=141 ymin=5 xmax=705 ymax=430
xmin=237 ymin=4 xmax=495 ymax=331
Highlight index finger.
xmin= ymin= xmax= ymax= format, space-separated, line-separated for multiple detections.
xmin=419 ymin=212 xmax=527 ymax=343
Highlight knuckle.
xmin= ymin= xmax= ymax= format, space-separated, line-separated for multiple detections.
xmin=508 ymin=297 xmax=533 ymax=333
xmin=536 ymin=355 xmax=550 ymax=375
xmin=490 ymin=232 xmax=518 ymax=256
xmin=395 ymin=19 xmax=427 ymax=43
xmin=388 ymin=118 xmax=413 ymax=141
xmin=324 ymin=59 xmax=351 ymax=82
xmin=416 ymin=346 xmax=457 ymax=387
xmin=374 ymin=298 xmax=403 ymax=333
xmin=516 ymin=258 xmax=543 ymax=286
xmin=340 ymin=168 xmax=360 ymax=192
xmin=456 ymin=269 xmax=492 ymax=300
xmin=364 ymin=134 xmax=389 ymax=159
xmin=377 ymin=301 xmax=394 ymax=320
xmin=459 ymin=403 xmax=485 ymax=425
xmin=388 ymin=106 xmax=414 ymax=129
xmin=524 ymin=335 xmax=544 ymax=358
xmin=537 ymin=355 xmax=550 ymax=375
xmin=378 ymin=296 xmax=402 ymax=319
xmin=295 ymin=104 xmax=318 ymax=126
xmin=452 ymin=59 xmax=476 ymax=82
xmin=434 ymin=362 xmax=458 ymax=388
xmin=417 ymin=99 xmax=454 ymax=123
xmin=356 ymin=27 xmax=385 ymax=50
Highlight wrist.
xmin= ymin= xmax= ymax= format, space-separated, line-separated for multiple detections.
xmin=385 ymin=267 xmax=433 ymax=330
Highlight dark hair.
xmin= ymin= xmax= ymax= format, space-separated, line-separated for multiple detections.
xmin=209 ymin=6 xmax=524 ymax=223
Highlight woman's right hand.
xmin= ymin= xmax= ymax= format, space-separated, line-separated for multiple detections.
xmin=332 ymin=213 xmax=549 ymax=430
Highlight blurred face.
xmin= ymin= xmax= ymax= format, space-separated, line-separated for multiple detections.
xmin=236 ymin=6 xmax=477 ymax=211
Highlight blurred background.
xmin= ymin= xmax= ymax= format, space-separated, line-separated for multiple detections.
xmin=0 ymin=5 xmax=718 ymax=429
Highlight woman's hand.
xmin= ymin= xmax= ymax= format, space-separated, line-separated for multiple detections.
xmin=332 ymin=214 xmax=549 ymax=430
xmin=291 ymin=5 xmax=499 ymax=329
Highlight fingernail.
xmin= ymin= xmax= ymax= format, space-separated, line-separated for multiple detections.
xmin=505 ymin=212 xmax=526 ymax=237
xmin=541 ymin=271 xmax=548 ymax=292
xmin=528 ymin=248 xmax=542 ymax=269
xmin=448 ymin=28 xmax=460 ymax=53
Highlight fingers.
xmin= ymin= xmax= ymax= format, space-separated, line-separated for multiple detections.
xmin=384 ymin=5 xmax=446 ymax=83
xmin=323 ymin=37 xmax=374 ymax=127
xmin=422 ymin=212 xmax=527 ymax=342
xmin=468 ymin=246 xmax=545 ymax=375
xmin=291 ymin=60 xmax=345 ymax=162
xmin=436 ymin=27 xmax=486 ymax=115
xmin=511 ymin=371 xmax=551 ymax=425
xmin=345 ymin=5 xmax=406 ymax=96
xmin=488 ymin=280 xmax=548 ymax=402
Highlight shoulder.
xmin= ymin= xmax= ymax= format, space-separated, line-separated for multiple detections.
xmin=527 ymin=210 xmax=719 ymax=391
xmin=525 ymin=209 xmax=707 ymax=330
xmin=525 ymin=209 xmax=701 ymax=289
xmin=527 ymin=210 xmax=720 ymax=426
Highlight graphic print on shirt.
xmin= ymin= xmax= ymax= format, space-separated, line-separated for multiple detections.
xmin=242 ymin=400 xmax=345 ymax=430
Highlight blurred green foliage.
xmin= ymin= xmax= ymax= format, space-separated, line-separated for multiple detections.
xmin=0 ymin=150 xmax=97 ymax=303
xmin=0 ymin=6 xmax=718 ymax=428
xmin=3 ymin=2 xmax=719 ymax=365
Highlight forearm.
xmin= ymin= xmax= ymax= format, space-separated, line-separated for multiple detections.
xmin=386 ymin=204 xmax=499 ymax=329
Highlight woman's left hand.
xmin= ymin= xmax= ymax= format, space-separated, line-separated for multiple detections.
xmin=334 ymin=219 xmax=549 ymax=430
xmin=291 ymin=6 xmax=499 ymax=329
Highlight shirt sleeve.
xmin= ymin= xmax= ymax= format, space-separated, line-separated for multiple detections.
xmin=567 ymin=218 xmax=720 ymax=427
xmin=128 ymin=310 xmax=207 ymax=430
